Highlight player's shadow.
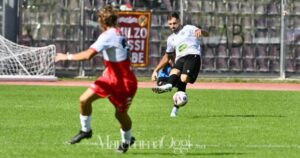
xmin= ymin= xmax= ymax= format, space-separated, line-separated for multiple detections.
xmin=191 ymin=114 xmax=285 ymax=119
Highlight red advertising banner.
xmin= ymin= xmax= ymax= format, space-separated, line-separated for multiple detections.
xmin=118 ymin=11 xmax=151 ymax=67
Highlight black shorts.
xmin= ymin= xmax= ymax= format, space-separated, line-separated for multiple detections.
xmin=173 ymin=54 xmax=201 ymax=83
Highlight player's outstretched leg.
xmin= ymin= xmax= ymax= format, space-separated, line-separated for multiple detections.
xmin=170 ymin=81 xmax=186 ymax=117
xmin=152 ymin=83 xmax=172 ymax=94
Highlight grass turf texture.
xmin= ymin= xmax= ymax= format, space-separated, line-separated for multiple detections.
xmin=0 ymin=85 xmax=299 ymax=158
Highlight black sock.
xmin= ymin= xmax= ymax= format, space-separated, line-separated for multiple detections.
xmin=177 ymin=81 xmax=187 ymax=92
xmin=174 ymin=105 xmax=179 ymax=109
xmin=168 ymin=74 xmax=179 ymax=87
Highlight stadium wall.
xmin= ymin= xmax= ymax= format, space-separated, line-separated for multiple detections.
xmin=17 ymin=0 xmax=300 ymax=78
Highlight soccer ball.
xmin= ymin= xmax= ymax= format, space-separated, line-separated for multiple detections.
xmin=173 ymin=91 xmax=188 ymax=107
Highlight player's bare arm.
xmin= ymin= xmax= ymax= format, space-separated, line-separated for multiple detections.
xmin=55 ymin=48 xmax=97 ymax=62
xmin=151 ymin=53 xmax=173 ymax=81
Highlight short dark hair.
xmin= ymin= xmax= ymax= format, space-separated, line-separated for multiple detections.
xmin=167 ymin=12 xmax=180 ymax=21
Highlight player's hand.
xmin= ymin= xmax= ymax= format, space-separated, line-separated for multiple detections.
xmin=55 ymin=53 xmax=67 ymax=62
xmin=195 ymin=29 xmax=209 ymax=37
xmin=151 ymin=71 xmax=158 ymax=81
xmin=201 ymin=30 xmax=209 ymax=37
xmin=195 ymin=29 xmax=202 ymax=38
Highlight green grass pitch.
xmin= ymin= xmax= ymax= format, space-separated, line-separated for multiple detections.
xmin=0 ymin=85 xmax=300 ymax=158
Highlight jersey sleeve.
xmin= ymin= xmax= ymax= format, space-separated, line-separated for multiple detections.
xmin=165 ymin=36 xmax=175 ymax=54
xmin=90 ymin=34 xmax=108 ymax=52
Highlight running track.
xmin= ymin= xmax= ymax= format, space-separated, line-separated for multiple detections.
xmin=1 ymin=81 xmax=300 ymax=91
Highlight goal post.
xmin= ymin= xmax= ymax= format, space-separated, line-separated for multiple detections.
xmin=0 ymin=35 xmax=57 ymax=81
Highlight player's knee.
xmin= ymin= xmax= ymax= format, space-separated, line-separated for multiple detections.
xmin=79 ymin=95 xmax=89 ymax=106
xmin=180 ymin=75 xmax=189 ymax=83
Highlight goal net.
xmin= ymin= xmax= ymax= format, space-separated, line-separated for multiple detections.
xmin=0 ymin=35 xmax=57 ymax=81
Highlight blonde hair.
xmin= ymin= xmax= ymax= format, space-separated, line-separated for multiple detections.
xmin=98 ymin=5 xmax=118 ymax=30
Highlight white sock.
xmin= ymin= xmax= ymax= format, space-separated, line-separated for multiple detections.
xmin=170 ymin=106 xmax=179 ymax=117
xmin=173 ymin=106 xmax=179 ymax=112
xmin=80 ymin=114 xmax=92 ymax=132
xmin=120 ymin=128 xmax=132 ymax=144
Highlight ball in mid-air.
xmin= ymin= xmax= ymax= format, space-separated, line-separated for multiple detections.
xmin=173 ymin=91 xmax=188 ymax=107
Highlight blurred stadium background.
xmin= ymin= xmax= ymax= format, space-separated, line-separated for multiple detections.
xmin=1 ymin=0 xmax=300 ymax=79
